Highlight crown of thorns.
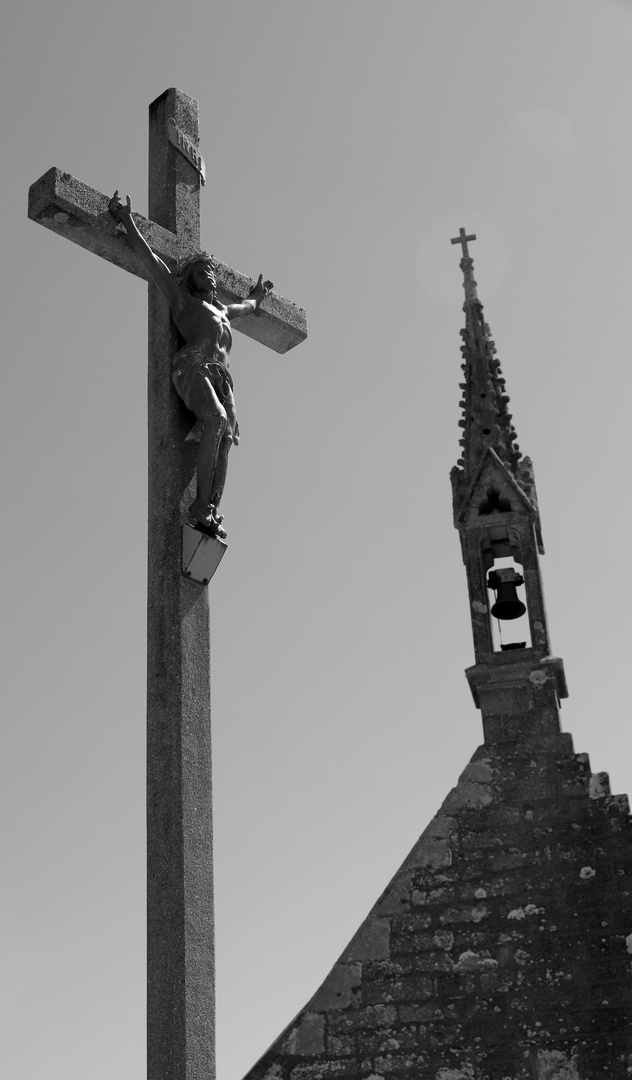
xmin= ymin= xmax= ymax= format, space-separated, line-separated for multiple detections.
xmin=175 ymin=251 xmax=217 ymax=283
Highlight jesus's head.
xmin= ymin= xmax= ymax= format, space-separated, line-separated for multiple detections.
xmin=176 ymin=252 xmax=217 ymax=297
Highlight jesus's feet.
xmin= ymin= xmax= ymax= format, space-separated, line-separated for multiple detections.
xmin=190 ymin=501 xmax=227 ymax=540
xmin=194 ymin=516 xmax=227 ymax=540
xmin=209 ymin=511 xmax=227 ymax=540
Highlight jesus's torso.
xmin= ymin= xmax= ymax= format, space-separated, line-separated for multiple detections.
xmin=172 ymin=296 xmax=233 ymax=367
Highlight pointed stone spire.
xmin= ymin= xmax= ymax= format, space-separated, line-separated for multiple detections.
xmin=449 ymin=229 xmax=533 ymax=524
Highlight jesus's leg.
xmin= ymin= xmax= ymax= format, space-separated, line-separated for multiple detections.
xmin=187 ymin=378 xmax=227 ymax=529
xmin=209 ymin=393 xmax=237 ymax=517
xmin=209 ymin=432 xmax=233 ymax=513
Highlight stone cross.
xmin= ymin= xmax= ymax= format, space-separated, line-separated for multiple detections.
xmin=451 ymin=227 xmax=477 ymax=258
xmin=28 ymin=88 xmax=307 ymax=1080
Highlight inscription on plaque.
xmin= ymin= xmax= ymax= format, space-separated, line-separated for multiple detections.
xmin=168 ymin=117 xmax=206 ymax=185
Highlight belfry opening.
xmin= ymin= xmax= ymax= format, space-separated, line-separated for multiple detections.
xmin=487 ymin=556 xmax=530 ymax=650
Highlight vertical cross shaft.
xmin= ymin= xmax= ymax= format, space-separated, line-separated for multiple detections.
xmin=146 ymin=89 xmax=215 ymax=1080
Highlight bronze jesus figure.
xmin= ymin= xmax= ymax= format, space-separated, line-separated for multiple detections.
xmin=109 ymin=191 xmax=272 ymax=538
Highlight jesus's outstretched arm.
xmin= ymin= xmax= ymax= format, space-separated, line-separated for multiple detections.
xmin=109 ymin=190 xmax=185 ymax=313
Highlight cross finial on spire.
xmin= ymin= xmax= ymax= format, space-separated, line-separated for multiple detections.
xmin=451 ymin=227 xmax=479 ymax=306
xmin=451 ymin=227 xmax=477 ymax=258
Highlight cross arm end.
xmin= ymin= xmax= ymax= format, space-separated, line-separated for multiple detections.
xmin=216 ymin=260 xmax=307 ymax=354
xmin=27 ymin=167 xmax=179 ymax=280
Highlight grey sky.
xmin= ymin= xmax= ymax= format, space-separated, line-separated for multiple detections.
xmin=3 ymin=2 xmax=632 ymax=1078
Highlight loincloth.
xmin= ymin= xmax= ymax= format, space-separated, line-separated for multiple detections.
xmin=172 ymin=345 xmax=236 ymax=419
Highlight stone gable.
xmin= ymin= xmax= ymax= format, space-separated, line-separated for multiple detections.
xmin=242 ymin=731 xmax=632 ymax=1079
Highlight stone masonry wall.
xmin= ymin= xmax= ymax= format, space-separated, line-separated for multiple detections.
xmin=241 ymin=730 xmax=632 ymax=1080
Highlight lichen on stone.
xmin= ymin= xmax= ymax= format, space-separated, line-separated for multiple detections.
xmin=534 ymin=1047 xmax=580 ymax=1079
xmin=507 ymin=904 xmax=545 ymax=920
xmin=455 ymin=950 xmax=498 ymax=972
xmin=435 ymin=1064 xmax=475 ymax=1080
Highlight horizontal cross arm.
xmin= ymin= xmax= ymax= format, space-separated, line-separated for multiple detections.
xmin=28 ymin=167 xmax=307 ymax=355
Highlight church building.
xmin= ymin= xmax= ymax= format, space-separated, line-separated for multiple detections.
xmin=241 ymin=236 xmax=632 ymax=1079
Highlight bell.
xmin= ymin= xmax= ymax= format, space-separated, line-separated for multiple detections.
xmin=488 ymin=567 xmax=526 ymax=621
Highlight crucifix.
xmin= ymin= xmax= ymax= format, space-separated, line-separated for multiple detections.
xmin=28 ymin=88 xmax=307 ymax=1080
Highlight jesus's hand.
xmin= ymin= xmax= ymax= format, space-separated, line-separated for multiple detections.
xmin=109 ymin=190 xmax=132 ymax=224
xmin=248 ymin=274 xmax=274 ymax=306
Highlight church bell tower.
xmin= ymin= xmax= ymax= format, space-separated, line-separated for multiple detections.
xmin=449 ymin=229 xmax=568 ymax=744
xmin=237 ymin=230 xmax=632 ymax=1080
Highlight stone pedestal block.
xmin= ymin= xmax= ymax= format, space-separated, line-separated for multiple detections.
xmin=182 ymin=524 xmax=227 ymax=585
